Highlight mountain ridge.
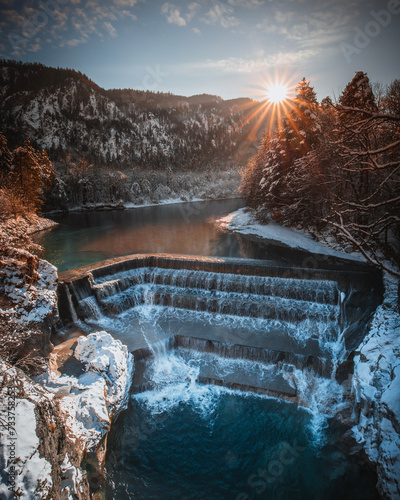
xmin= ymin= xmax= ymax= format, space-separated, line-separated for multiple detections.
xmin=0 ymin=59 xmax=267 ymax=171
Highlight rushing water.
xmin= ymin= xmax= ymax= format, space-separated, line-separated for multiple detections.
xmin=103 ymin=342 xmax=379 ymax=500
xmin=45 ymin=200 xmax=380 ymax=499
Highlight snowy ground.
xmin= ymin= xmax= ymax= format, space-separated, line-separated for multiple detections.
xmin=216 ymin=208 xmax=364 ymax=262
xmin=352 ymin=272 xmax=400 ymax=499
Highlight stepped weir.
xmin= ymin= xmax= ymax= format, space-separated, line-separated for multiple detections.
xmin=56 ymin=254 xmax=382 ymax=402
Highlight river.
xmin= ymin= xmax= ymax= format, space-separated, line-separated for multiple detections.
xmin=41 ymin=199 xmax=381 ymax=500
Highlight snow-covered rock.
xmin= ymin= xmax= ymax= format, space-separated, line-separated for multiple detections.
xmin=47 ymin=331 xmax=134 ymax=456
xmin=0 ymin=377 xmax=53 ymax=499
xmin=352 ymin=273 xmax=400 ymax=499
xmin=0 ymin=331 xmax=133 ymax=499
xmin=1 ymin=258 xmax=58 ymax=324
xmin=0 ymin=360 xmax=89 ymax=500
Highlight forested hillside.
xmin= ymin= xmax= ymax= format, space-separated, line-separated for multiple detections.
xmin=0 ymin=60 xmax=273 ymax=211
xmin=0 ymin=60 xmax=266 ymax=171
xmin=240 ymin=73 xmax=400 ymax=273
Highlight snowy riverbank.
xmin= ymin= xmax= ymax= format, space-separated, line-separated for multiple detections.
xmin=352 ymin=272 xmax=400 ymax=499
xmin=216 ymin=207 xmax=364 ymax=262
xmin=44 ymin=194 xmax=242 ymax=215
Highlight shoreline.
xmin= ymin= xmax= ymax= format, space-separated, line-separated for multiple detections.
xmin=42 ymin=195 xmax=243 ymax=217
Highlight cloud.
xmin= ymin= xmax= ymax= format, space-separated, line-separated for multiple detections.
xmin=113 ymin=0 xmax=140 ymax=5
xmin=121 ymin=9 xmax=137 ymax=21
xmin=192 ymin=49 xmax=319 ymax=73
xmin=161 ymin=3 xmax=187 ymax=26
xmin=186 ymin=2 xmax=199 ymax=22
xmin=258 ymin=3 xmax=357 ymax=47
xmin=104 ymin=21 xmax=117 ymax=37
xmin=227 ymin=0 xmax=265 ymax=7
xmin=275 ymin=10 xmax=295 ymax=23
xmin=1 ymin=9 xmax=26 ymax=27
xmin=192 ymin=27 xmax=201 ymax=35
xmin=202 ymin=4 xmax=240 ymax=28
xmin=65 ymin=38 xmax=86 ymax=47
xmin=28 ymin=42 xmax=42 ymax=52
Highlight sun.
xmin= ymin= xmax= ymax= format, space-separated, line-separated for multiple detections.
xmin=266 ymin=84 xmax=289 ymax=104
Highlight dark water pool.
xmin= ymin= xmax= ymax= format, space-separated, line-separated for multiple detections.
xmin=104 ymin=389 xmax=379 ymax=500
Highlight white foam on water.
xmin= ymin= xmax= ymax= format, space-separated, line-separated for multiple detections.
xmin=283 ymin=367 xmax=347 ymax=448
xmin=134 ymin=351 xmax=221 ymax=419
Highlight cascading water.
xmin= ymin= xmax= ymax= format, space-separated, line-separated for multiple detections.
xmin=57 ymin=258 xmax=381 ymax=499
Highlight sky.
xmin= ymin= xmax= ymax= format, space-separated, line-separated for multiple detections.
xmin=0 ymin=0 xmax=399 ymax=101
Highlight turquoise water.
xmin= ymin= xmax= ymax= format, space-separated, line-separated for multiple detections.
xmin=36 ymin=200 xmax=351 ymax=272
xmin=105 ymin=389 xmax=379 ymax=500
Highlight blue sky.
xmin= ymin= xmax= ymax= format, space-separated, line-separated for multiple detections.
xmin=0 ymin=0 xmax=399 ymax=100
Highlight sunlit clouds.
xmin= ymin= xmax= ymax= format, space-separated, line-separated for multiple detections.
xmin=0 ymin=0 xmax=398 ymax=100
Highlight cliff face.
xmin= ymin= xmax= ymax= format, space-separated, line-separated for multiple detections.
xmin=0 ymin=61 xmax=266 ymax=170
xmin=0 ymin=332 xmax=134 ymax=500
xmin=0 ymin=360 xmax=90 ymax=500
xmin=352 ymin=273 xmax=400 ymax=499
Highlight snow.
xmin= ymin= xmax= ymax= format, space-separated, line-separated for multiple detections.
xmin=60 ymin=454 xmax=85 ymax=499
xmin=0 ymin=362 xmax=53 ymax=500
xmin=1 ymin=257 xmax=58 ymax=324
xmin=352 ymin=272 xmax=400 ymax=499
xmin=216 ymin=208 xmax=364 ymax=261
xmin=46 ymin=331 xmax=134 ymax=453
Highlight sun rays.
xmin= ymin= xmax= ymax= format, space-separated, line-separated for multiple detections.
xmin=266 ymin=83 xmax=289 ymax=104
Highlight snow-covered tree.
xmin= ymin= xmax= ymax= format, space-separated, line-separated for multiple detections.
xmin=327 ymin=74 xmax=400 ymax=275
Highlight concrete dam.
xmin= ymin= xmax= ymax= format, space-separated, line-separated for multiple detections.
xmin=55 ymin=254 xmax=382 ymax=403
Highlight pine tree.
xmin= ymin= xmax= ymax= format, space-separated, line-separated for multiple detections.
xmin=327 ymin=74 xmax=400 ymax=274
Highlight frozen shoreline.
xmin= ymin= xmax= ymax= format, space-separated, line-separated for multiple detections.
xmin=215 ymin=207 xmax=364 ymax=262
xmin=43 ymin=195 xmax=242 ymax=216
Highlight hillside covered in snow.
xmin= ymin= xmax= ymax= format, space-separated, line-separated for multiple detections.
xmin=0 ymin=60 xmax=267 ymax=172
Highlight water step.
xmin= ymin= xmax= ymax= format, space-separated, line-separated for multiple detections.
xmin=92 ymin=268 xmax=339 ymax=305
xmin=130 ymin=349 xmax=298 ymax=402
xmin=96 ymin=283 xmax=340 ymax=325
xmin=172 ymin=335 xmax=332 ymax=377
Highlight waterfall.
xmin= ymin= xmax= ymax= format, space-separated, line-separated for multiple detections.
xmin=58 ymin=257 xmax=380 ymax=418
xmin=64 ymin=284 xmax=79 ymax=323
